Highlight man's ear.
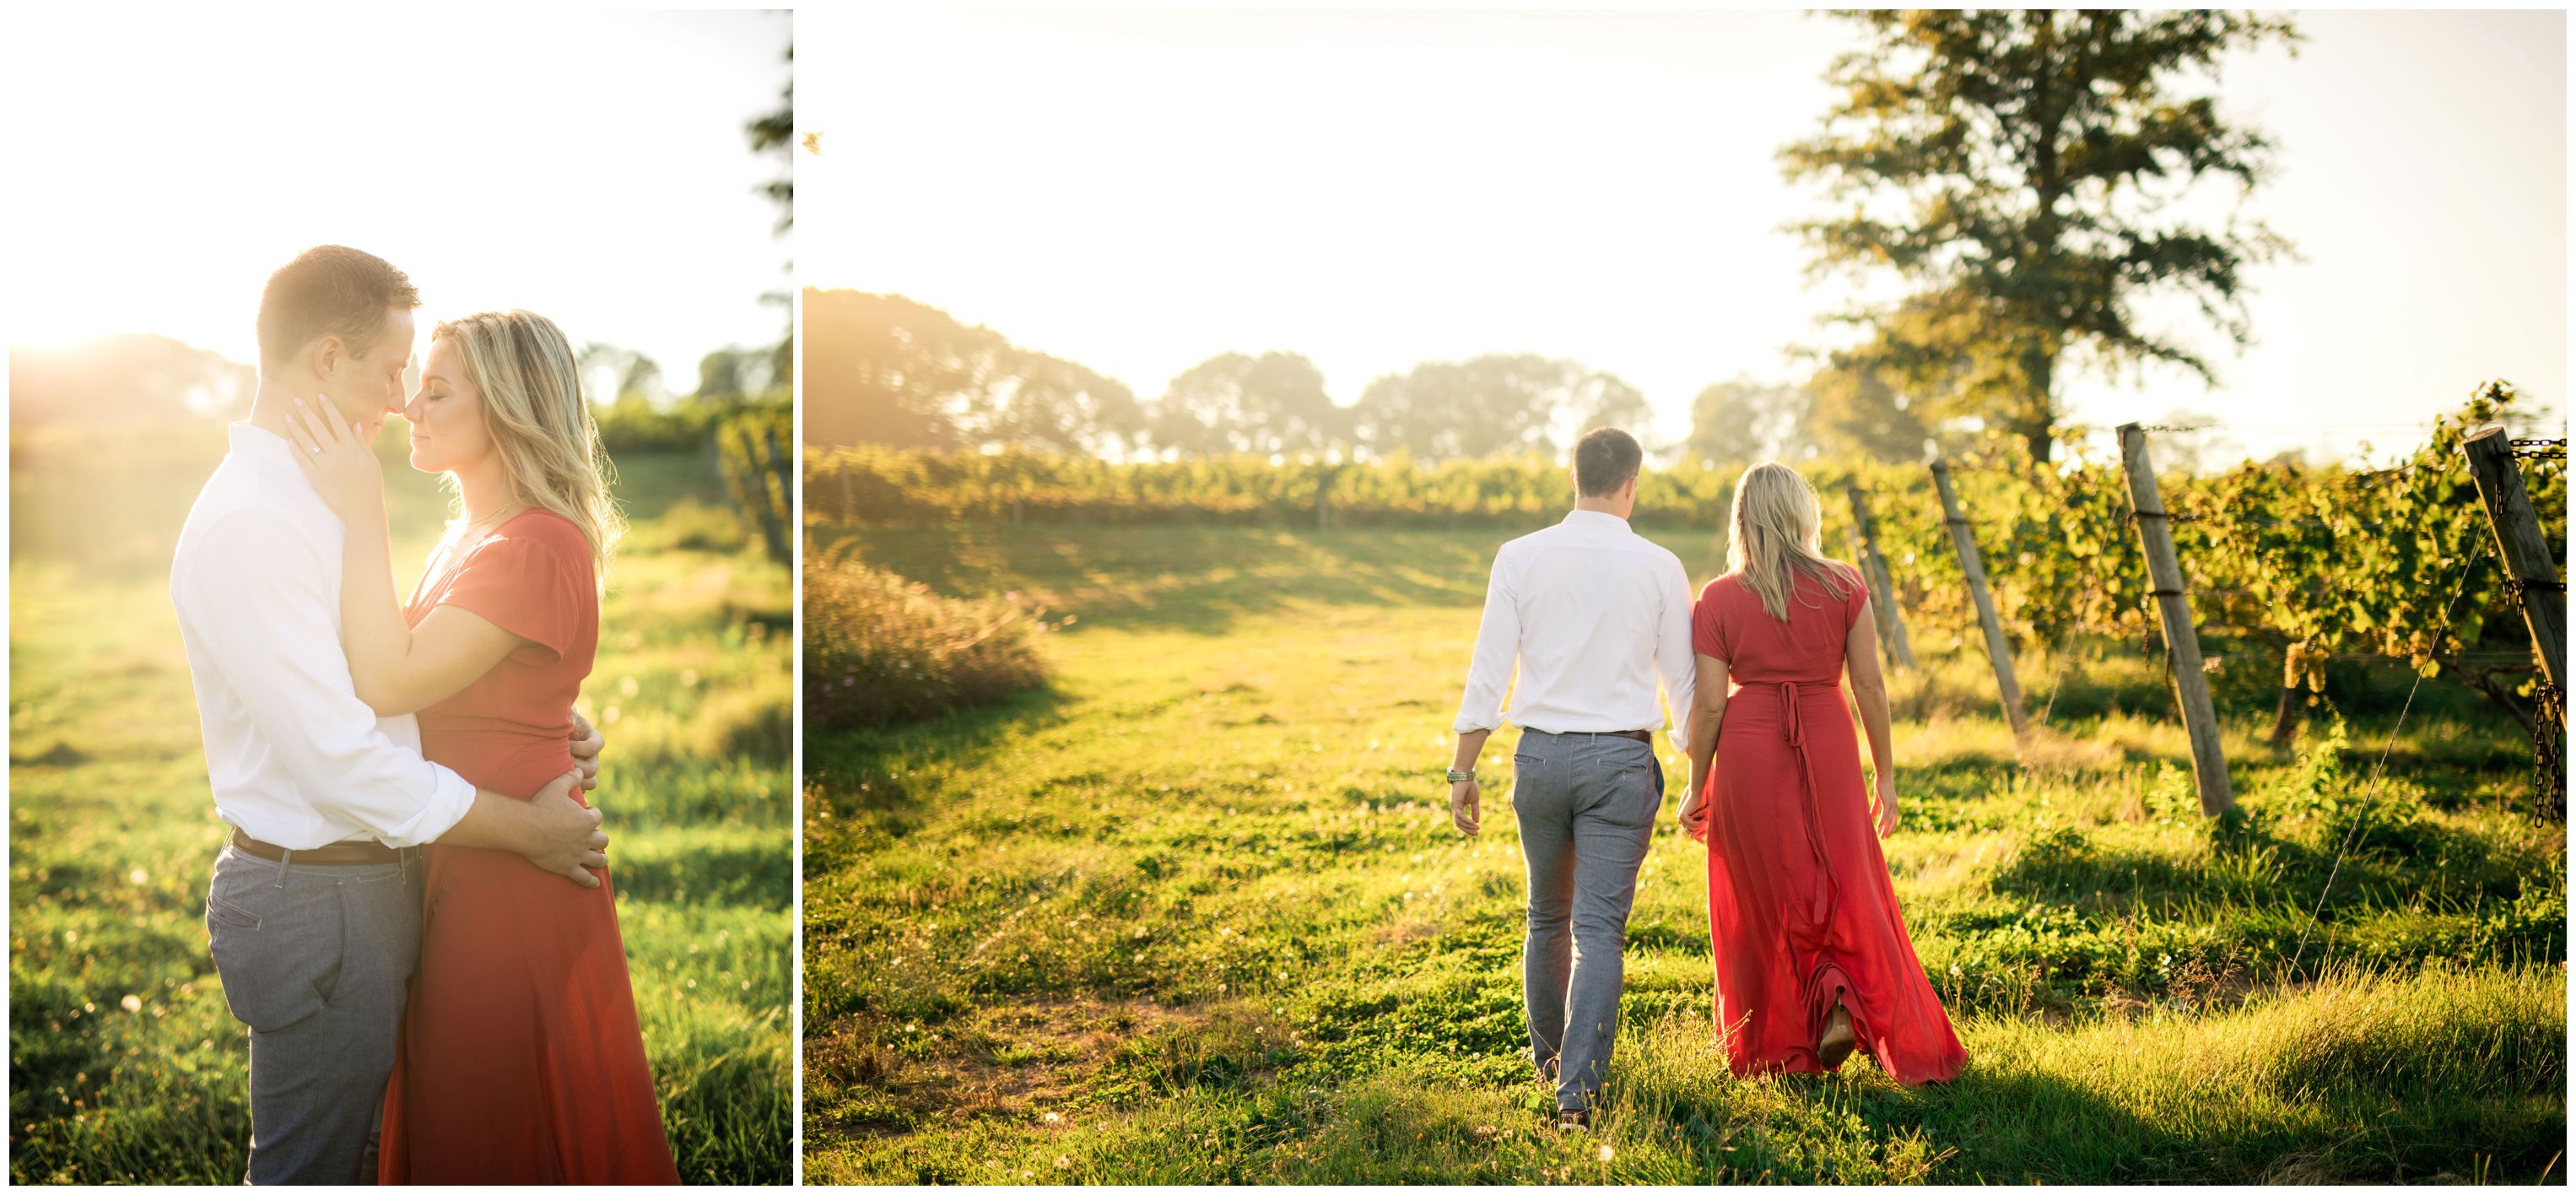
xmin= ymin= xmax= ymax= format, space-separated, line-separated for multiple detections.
xmin=309 ymin=334 xmax=347 ymax=384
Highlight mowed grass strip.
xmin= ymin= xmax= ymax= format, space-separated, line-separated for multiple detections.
xmin=803 ymin=524 xmax=2564 ymax=1185
xmin=9 ymin=445 xmax=793 ymax=1185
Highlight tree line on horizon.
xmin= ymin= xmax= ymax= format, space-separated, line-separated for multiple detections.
xmin=802 ymin=288 xmax=1993 ymax=469
xmin=7 ymin=334 xmax=787 ymax=430
xmin=809 ymin=11 xmax=2325 ymax=471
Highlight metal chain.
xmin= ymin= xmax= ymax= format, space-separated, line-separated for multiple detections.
xmin=2498 ymin=565 xmax=2570 ymax=815
xmin=2535 ymin=682 xmax=2566 ymax=818
xmin=2503 ymin=576 xmax=2569 ymax=601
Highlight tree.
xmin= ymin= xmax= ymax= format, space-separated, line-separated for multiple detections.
xmin=1781 ymin=9 xmax=2301 ymax=462
xmin=1805 ymin=364 xmax=1944 ymax=463
xmin=747 ymin=41 xmax=794 ymax=388
xmin=801 ymin=289 xmax=1008 ymax=448
xmin=801 ymin=289 xmax=1144 ymax=452
xmin=7 ymin=334 xmax=255 ymax=426
xmin=696 ymin=345 xmax=782 ymax=403
xmin=1152 ymin=351 xmax=1348 ymax=457
xmin=1353 ymin=354 xmax=1650 ymax=461
xmin=697 ymin=349 xmax=745 ymax=402
xmin=577 ymin=343 xmax=667 ymax=405
xmin=746 ymin=46 xmax=793 ymax=237
xmin=1687 ymin=375 xmax=1816 ymax=469
xmin=978 ymin=350 xmax=1146 ymax=456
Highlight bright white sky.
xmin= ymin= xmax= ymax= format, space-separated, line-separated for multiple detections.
xmin=803 ymin=8 xmax=2567 ymax=465
xmin=1 ymin=8 xmax=791 ymax=391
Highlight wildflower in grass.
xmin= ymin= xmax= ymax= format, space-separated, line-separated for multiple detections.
xmin=119 ymin=995 xmax=141 ymax=1013
xmin=1599 ymin=1144 xmax=1615 ymax=1163
xmin=1043 ymin=1111 xmax=1061 ymax=1124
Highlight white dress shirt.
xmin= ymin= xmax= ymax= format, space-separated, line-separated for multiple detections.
xmin=1454 ymin=508 xmax=1698 ymax=753
xmin=169 ymin=423 xmax=478 ymax=850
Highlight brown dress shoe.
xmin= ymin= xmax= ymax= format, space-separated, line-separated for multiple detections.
xmin=1558 ymin=1108 xmax=1591 ymax=1131
xmin=1817 ymin=1001 xmax=1856 ymax=1070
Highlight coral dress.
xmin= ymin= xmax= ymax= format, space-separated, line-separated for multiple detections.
xmin=1691 ymin=561 xmax=1965 ymax=1085
xmin=379 ymin=510 xmax=679 ymax=1183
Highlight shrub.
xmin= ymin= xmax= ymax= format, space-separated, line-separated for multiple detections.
xmin=803 ymin=540 xmax=1052 ymax=728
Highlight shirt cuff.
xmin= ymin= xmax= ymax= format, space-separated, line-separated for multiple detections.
xmin=1453 ymin=712 xmax=1505 ymax=736
xmin=374 ymin=766 xmax=478 ymax=848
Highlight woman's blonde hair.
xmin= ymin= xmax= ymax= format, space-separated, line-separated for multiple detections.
xmin=1725 ymin=461 xmax=1854 ymax=622
xmin=433 ymin=310 xmax=624 ymax=585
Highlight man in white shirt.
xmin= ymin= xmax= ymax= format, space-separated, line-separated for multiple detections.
xmin=1447 ymin=427 xmax=1695 ymax=1129
xmin=171 ymin=246 xmax=613 ymax=1184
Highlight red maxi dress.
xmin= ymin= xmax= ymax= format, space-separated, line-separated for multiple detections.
xmin=1690 ymin=562 xmax=1966 ymax=1084
xmin=379 ymin=510 xmax=680 ymax=1183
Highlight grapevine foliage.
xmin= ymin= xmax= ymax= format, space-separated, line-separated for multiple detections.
xmin=809 ymin=385 xmax=2563 ymax=691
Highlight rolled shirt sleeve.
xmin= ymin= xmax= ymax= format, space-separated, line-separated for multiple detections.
xmin=1655 ymin=554 xmax=1698 ymax=754
xmin=1452 ymin=543 xmax=1522 ymax=735
xmin=178 ymin=511 xmax=477 ymax=847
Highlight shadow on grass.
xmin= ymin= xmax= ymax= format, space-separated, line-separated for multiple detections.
xmin=804 ymin=685 xmax=1077 ymax=842
xmin=824 ymin=525 xmax=1496 ymax=635
xmin=613 ymin=839 xmax=792 ymax=909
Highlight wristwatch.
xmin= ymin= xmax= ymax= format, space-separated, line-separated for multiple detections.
xmin=1445 ymin=767 xmax=1475 ymax=784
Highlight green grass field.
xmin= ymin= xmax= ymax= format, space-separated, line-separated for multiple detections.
xmin=804 ymin=522 xmax=2565 ymax=1185
xmin=8 ymin=430 xmax=792 ymax=1184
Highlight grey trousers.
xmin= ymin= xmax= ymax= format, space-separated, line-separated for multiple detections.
xmin=204 ymin=844 xmax=423 ymax=1185
xmin=1512 ymin=729 xmax=1663 ymax=1114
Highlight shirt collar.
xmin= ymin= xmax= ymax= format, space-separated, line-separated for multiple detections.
xmin=229 ymin=421 xmax=296 ymax=466
xmin=228 ymin=422 xmax=323 ymax=495
xmin=1562 ymin=508 xmax=1632 ymax=534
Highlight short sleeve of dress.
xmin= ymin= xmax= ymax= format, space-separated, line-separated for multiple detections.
xmin=439 ymin=528 xmax=590 ymax=665
xmin=1841 ymin=562 xmax=1871 ymax=632
xmin=1691 ymin=581 xmax=1731 ymax=662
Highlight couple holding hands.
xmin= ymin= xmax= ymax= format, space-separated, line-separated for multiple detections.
xmin=1448 ymin=428 xmax=1967 ymax=1127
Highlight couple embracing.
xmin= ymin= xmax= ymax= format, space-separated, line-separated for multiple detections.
xmin=171 ymin=246 xmax=679 ymax=1182
xmin=1447 ymin=428 xmax=1966 ymax=1127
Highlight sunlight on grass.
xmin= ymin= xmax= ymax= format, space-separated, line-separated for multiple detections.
xmin=9 ymin=440 xmax=791 ymax=1184
xmin=805 ymin=524 xmax=2562 ymax=1184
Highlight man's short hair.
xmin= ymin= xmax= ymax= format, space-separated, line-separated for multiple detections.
xmin=256 ymin=246 xmax=420 ymax=370
xmin=1572 ymin=427 xmax=1643 ymax=497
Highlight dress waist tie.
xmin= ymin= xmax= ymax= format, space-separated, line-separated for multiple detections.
xmin=1774 ymin=679 xmax=1844 ymax=927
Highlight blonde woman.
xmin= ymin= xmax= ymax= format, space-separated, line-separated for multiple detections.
xmin=1677 ymin=462 xmax=1965 ymax=1085
xmin=288 ymin=311 xmax=678 ymax=1182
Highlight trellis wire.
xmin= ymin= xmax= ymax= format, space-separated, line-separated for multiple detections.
xmin=2286 ymin=535 xmax=2492 ymax=978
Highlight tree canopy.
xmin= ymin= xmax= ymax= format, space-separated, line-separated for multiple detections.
xmin=805 ymin=290 xmax=1669 ymax=462
xmin=1353 ymin=354 xmax=1651 ymax=462
xmin=1782 ymin=9 xmax=2301 ymax=462
xmin=1153 ymin=351 xmax=1346 ymax=457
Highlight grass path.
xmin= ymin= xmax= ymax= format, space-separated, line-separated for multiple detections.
xmin=803 ymin=526 xmax=2565 ymax=1184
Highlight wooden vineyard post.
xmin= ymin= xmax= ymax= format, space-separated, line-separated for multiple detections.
xmin=2116 ymin=423 xmax=2236 ymax=816
xmin=1844 ymin=484 xmax=1918 ymax=672
xmin=2462 ymin=426 xmax=2567 ymax=699
xmin=1929 ymin=462 xmax=2028 ymax=739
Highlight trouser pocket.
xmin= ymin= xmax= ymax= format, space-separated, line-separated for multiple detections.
xmin=205 ymin=858 xmax=346 ymax=1033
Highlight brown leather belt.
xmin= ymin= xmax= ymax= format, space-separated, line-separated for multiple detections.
xmin=229 ymin=829 xmax=417 ymax=867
